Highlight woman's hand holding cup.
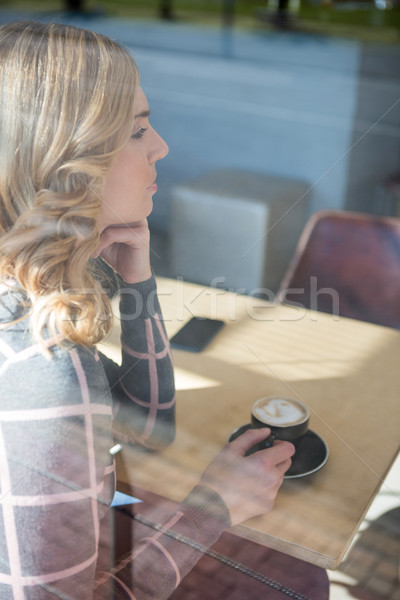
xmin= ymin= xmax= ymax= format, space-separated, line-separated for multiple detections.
xmin=199 ymin=427 xmax=295 ymax=526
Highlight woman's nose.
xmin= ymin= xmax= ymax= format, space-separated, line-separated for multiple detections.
xmin=150 ymin=128 xmax=169 ymax=163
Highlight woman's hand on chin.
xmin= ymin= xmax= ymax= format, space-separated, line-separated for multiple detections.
xmin=92 ymin=219 xmax=152 ymax=284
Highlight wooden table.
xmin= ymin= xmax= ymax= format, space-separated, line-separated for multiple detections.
xmin=99 ymin=277 xmax=400 ymax=570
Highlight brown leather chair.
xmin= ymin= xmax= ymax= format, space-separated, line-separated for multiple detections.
xmin=278 ymin=210 xmax=400 ymax=329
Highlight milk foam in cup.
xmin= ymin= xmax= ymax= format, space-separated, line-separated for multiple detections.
xmin=251 ymin=396 xmax=310 ymax=443
xmin=253 ymin=397 xmax=308 ymax=427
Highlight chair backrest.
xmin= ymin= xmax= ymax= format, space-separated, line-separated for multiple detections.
xmin=278 ymin=210 xmax=400 ymax=329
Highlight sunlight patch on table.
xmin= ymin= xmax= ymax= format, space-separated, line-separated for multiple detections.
xmin=175 ymin=367 xmax=221 ymax=391
xmin=97 ymin=341 xmax=121 ymax=364
xmin=222 ymin=317 xmax=396 ymax=382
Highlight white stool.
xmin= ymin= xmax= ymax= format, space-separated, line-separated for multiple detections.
xmin=171 ymin=169 xmax=310 ymax=294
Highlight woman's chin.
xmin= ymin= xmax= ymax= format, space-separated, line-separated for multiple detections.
xmin=100 ymin=201 xmax=153 ymax=231
xmin=104 ymin=221 xmax=145 ymax=230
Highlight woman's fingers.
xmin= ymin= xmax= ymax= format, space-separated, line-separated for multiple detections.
xmin=229 ymin=427 xmax=295 ymax=466
xmin=92 ymin=221 xmax=150 ymax=258
xmin=199 ymin=430 xmax=296 ymax=526
xmin=229 ymin=427 xmax=271 ymax=454
xmin=92 ymin=220 xmax=151 ymax=283
xmin=265 ymin=439 xmax=296 ymax=465
xmin=276 ymin=458 xmax=293 ymax=476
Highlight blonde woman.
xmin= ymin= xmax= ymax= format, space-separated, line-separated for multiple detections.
xmin=0 ymin=20 xmax=297 ymax=599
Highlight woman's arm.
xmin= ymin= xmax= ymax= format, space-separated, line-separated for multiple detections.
xmin=100 ymin=275 xmax=176 ymax=449
xmin=94 ymin=221 xmax=176 ymax=449
xmin=91 ymin=222 xmax=294 ymax=600
xmin=93 ymin=428 xmax=294 ymax=600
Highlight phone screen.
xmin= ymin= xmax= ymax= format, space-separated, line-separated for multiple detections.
xmin=170 ymin=317 xmax=225 ymax=352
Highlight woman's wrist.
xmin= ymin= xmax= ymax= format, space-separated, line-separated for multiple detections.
xmin=182 ymin=484 xmax=232 ymax=534
xmin=118 ymin=272 xmax=158 ymax=321
xmin=118 ymin=266 xmax=152 ymax=285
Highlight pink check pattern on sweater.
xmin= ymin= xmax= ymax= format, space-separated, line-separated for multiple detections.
xmin=0 ymin=276 xmax=231 ymax=600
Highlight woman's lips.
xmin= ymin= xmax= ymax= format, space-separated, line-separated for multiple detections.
xmin=147 ymin=181 xmax=158 ymax=192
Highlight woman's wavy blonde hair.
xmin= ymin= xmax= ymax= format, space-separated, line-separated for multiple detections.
xmin=0 ymin=20 xmax=139 ymax=349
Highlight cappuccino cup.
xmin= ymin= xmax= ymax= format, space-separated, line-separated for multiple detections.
xmin=251 ymin=396 xmax=310 ymax=446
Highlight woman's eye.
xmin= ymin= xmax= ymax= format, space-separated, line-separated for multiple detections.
xmin=131 ymin=128 xmax=147 ymax=140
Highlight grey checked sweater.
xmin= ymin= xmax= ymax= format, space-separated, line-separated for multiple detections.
xmin=0 ymin=275 xmax=230 ymax=600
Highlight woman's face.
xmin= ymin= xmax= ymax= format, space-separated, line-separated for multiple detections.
xmin=99 ymin=87 xmax=169 ymax=231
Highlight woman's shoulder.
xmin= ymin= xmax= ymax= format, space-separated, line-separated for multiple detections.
xmin=0 ymin=292 xmax=112 ymax=412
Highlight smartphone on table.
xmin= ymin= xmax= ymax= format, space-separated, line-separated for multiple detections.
xmin=170 ymin=317 xmax=225 ymax=352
